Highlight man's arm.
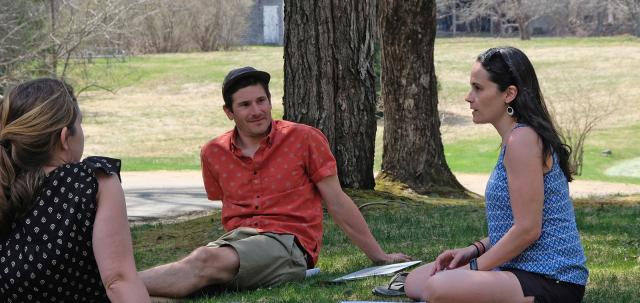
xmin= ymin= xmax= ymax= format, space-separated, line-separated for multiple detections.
xmin=316 ymin=175 xmax=411 ymax=264
xmin=201 ymin=146 xmax=223 ymax=201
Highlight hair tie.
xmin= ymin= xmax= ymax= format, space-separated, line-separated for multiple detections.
xmin=0 ymin=139 xmax=9 ymax=149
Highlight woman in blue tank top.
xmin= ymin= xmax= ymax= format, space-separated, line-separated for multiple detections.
xmin=404 ymin=47 xmax=588 ymax=303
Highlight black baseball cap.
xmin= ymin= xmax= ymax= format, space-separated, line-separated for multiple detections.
xmin=222 ymin=66 xmax=270 ymax=96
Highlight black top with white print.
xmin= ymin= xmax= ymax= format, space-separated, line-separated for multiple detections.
xmin=0 ymin=157 xmax=120 ymax=303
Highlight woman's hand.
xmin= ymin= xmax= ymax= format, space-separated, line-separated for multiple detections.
xmin=432 ymin=245 xmax=478 ymax=275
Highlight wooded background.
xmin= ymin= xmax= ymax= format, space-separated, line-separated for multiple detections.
xmin=2 ymin=0 xmax=635 ymax=195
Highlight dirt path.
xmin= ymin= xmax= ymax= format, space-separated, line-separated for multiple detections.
xmin=121 ymin=171 xmax=640 ymax=199
xmin=456 ymin=173 xmax=640 ymax=198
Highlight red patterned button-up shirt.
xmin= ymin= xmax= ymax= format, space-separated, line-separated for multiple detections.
xmin=200 ymin=120 xmax=337 ymax=266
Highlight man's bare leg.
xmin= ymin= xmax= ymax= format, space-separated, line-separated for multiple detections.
xmin=140 ymin=246 xmax=239 ymax=298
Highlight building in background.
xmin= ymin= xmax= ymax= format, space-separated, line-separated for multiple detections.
xmin=244 ymin=0 xmax=284 ymax=45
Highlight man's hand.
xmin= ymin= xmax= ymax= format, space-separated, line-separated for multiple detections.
xmin=372 ymin=252 xmax=413 ymax=265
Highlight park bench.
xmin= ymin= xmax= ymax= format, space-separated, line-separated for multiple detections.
xmin=80 ymin=47 xmax=127 ymax=63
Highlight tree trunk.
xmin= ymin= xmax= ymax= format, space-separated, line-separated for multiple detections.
xmin=632 ymin=1 xmax=640 ymax=37
xmin=378 ymin=0 xmax=466 ymax=196
xmin=517 ymin=16 xmax=531 ymax=40
xmin=48 ymin=0 xmax=58 ymax=76
xmin=451 ymin=0 xmax=457 ymax=36
xmin=514 ymin=0 xmax=530 ymax=40
xmin=283 ymin=0 xmax=377 ymax=189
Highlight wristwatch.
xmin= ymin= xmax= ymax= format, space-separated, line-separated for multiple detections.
xmin=469 ymin=258 xmax=478 ymax=270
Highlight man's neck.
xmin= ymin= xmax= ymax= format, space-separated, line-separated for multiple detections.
xmin=235 ymin=131 xmax=266 ymax=158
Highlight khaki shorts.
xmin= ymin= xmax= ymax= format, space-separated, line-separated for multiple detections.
xmin=206 ymin=227 xmax=307 ymax=290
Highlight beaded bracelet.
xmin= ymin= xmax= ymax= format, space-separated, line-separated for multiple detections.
xmin=470 ymin=242 xmax=481 ymax=257
xmin=476 ymin=241 xmax=486 ymax=254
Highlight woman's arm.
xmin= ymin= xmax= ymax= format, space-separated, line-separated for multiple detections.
xmin=430 ymin=236 xmax=490 ymax=273
xmin=93 ymin=173 xmax=150 ymax=302
xmin=475 ymin=128 xmax=545 ymax=271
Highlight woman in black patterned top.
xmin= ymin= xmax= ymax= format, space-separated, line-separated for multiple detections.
xmin=0 ymin=78 xmax=149 ymax=302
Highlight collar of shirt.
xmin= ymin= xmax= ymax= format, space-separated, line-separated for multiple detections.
xmin=228 ymin=120 xmax=276 ymax=157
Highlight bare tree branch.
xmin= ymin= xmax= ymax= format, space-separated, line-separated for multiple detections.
xmin=547 ymin=80 xmax=615 ymax=176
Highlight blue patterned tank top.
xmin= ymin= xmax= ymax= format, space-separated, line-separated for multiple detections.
xmin=485 ymin=124 xmax=588 ymax=285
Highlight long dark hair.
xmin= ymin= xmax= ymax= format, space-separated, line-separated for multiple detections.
xmin=477 ymin=47 xmax=573 ymax=181
xmin=0 ymin=78 xmax=79 ymax=236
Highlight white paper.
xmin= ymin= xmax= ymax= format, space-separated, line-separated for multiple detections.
xmin=332 ymin=260 xmax=422 ymax=282
xmin=305 ymin=268 xmax=320 ymax=278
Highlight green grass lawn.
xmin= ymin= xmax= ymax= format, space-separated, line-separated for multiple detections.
xmin=70 ymin=36 xmax=640 ymax=185
xmin=119 ymin=120 xmax=640 ymax=186
xmin=68 ymin=46 xmax=286 ymax=93
xmin=442 ymin=123 xmax=640 ymax=185
xmin=107 ymin=36 xmax=640 ymax=302
xmin=132 ymin=190 xmax=640 ymax=302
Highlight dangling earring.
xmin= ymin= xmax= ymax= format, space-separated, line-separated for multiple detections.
xmin=506 ymin=106 xmax=514 ymax=116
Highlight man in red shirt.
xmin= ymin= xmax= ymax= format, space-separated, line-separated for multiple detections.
xmin=141 ymin=67 xmax=410 ymax=298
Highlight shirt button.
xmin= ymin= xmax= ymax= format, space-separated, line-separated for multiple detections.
xmin=256 ymin=195 xmax=260 ymax=198
xmin=255 ymin=205 xmax=259 ymax=209
xmin=253 ymin=171 xmax=257 ymax=175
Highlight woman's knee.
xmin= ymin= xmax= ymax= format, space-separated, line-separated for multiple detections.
xmin=405 ymin=263 xmax=439 ymax=300
xmin=404 ymin=271 xmax=449 ymax=301
xmin=404 ymin=270 xmax=427 ymax=300
xmin=423 ymin=272 xmax=457 ymax=303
